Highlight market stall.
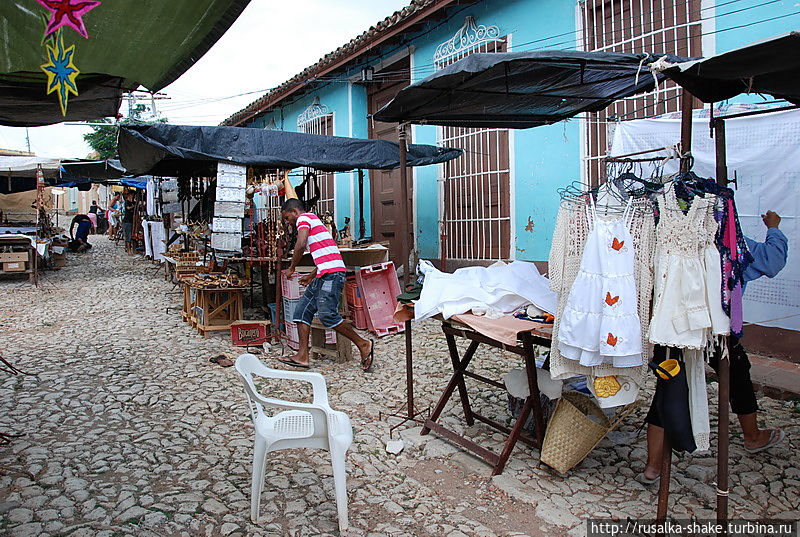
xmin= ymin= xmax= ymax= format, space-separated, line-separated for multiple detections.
xmin=375 ymin=36 xmax=798 ymax=525
xmin=0 ymin=155 xmax=69 ymax=280
xmin=374 ymin=47 xmax=689 ymax=471
xmin=117 ymin=123 xmax=463 ymax=347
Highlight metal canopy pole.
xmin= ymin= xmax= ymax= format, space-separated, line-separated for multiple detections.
xmin=380 ymin=124 xmax=428 ymax=435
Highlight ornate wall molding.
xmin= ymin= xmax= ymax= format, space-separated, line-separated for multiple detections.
xmin=433 ymin=16 xmax=501 ymax=66
xmin=297 ymin=97 xmax=332 ymax=127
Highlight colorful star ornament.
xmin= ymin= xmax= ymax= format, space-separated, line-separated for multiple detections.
xmin=40 ymin=33 xmax=81 ymax=116
xmin=35 ymin=0 xmax=102 ymax=39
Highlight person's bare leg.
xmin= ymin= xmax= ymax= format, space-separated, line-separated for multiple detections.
xmin=738 ymin=412 xmax=774 ymax=450
xmin=644 ymin=424 xmax=664 ymax=479
xmin=286 ymin=322 xmax=312 ymax=366
xmin=333 ymin=321 xmax=371 ymax=358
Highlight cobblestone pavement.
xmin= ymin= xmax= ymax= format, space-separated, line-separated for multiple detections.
xmin=0 ymin=236 xmax=797 ymax=537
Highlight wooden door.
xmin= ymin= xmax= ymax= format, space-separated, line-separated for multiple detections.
xmin=367 ymin=57 xmax=410 ymax=265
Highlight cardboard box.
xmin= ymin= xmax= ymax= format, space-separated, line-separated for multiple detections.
xmin=230 ymin=320 xmax=271 ymax=346
xmin=0 ymin=252 xmax=29 ymax=263
xmin=3 ymin=262 xmax=26 ymax=272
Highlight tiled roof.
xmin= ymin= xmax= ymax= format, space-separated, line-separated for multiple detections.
xmin=221 ymin=0 xmax=444 ymax=127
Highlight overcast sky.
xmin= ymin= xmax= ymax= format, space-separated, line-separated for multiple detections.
xmin=0 ymin=0 xmax=408 ymax=158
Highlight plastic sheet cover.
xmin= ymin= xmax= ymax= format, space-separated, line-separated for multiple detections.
xmin=374 ymin=50 xmax=687 ymax=128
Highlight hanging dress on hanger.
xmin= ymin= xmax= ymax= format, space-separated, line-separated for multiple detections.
xmin=649 ymin=183 xmax=715 ymax=349
xmin=558 ymin=197 xmax=643 ymax=368
xmin=549 ymin=195 xmax=655 ymax=392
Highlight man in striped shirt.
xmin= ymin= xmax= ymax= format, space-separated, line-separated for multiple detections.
xmin=281 ymin=199 xmax=374 ymax=371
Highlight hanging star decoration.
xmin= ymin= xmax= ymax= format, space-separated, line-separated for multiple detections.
xmin=40 ymin=33 xmax=81 ymax=116
xmin=35 ymin=0 xmax=102 ymax=39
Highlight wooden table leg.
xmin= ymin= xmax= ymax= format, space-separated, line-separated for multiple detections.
xmin=445 ymin=330 xmax=476 ymax=426
xmin=421 ymin=337 xmax=480 ymax=435
xmin=521 ymin=333 xmax=547 ymax=447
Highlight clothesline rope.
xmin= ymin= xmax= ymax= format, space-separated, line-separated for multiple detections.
xmin=742 ymin=312 xmax=800 ymax=326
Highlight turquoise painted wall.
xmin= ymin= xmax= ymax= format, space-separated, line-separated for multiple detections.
xmin=713 ymin=0 xmax=798 ymax=53
xmin=408 ymin=0 xmax=580 ymax=261
xmin=241 ymin=0 xmax=797 ymax=263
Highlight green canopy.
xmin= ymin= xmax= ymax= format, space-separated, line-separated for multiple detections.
xmin=0 ymin=0 xmax=250 ymax=126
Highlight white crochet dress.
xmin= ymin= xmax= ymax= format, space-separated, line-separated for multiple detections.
xmin=648 ymin=184 xmax=716 ymax=349
xmin=549 ymin=196 xmax=656 ymax=386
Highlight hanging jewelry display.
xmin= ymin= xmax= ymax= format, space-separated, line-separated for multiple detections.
xmin=177 ymin=176 xmax=190 ymax=201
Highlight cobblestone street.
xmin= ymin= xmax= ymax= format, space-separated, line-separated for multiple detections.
xmin=0 ymin=236 xmax=798 ymax=537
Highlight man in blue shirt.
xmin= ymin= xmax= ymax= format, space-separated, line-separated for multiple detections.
xmin=642 ymin=210 xmax=789 ymax=482
xmin=69 ymin=214 xmax=93 ymax=252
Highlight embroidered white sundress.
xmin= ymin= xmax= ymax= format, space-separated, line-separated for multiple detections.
xmin=557 ymin=198 xmax=643 ymax=368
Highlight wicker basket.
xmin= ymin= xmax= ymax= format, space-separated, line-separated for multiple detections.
xmin=541 ymin=391 xmax=638 ymax=473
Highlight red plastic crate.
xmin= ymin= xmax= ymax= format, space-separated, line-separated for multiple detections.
xmin=230 ymin=321 xmax=271 ymax=347
xmin=344 ymin=277 xmax=364 ymax=308
xmin=355 ymin=261 xmax=404 ymax=337
xmin=350 ymin=305 xmax=368 ymax=330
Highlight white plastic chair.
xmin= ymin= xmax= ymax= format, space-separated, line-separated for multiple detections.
xmin=234 ymin=353 xmax=353 ymax=531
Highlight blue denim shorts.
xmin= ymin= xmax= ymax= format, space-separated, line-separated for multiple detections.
xmin=292 ymin=271 xmax=345 ymax=328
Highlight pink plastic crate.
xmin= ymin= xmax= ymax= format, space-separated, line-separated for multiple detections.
xmin=281 ymin=269 xmax=308 ymax=299
xmin=284 ymin=320 xmax=300 ymax=347
xmin=355 ymin=261 xmax=404 ymax=338
xmin=325 ymin=330 xmax=337 ymax=344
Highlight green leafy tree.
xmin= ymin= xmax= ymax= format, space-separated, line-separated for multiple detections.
xmin=83 ymin=104 xmax=166 ymax=160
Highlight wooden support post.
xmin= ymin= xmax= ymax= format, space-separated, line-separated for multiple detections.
xmin=713 ymin=118 xmax=731 ymax=532
xmin=398 ymin=124 xmax=411 ymax=286
xmin=680 ymin=90 xmax=694 ymax=172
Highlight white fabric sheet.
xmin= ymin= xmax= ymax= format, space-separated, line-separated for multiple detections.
xmin=146 ymin=179 xmax=158 ymax=217
xmin=611 ymin=108 xmax=799 ymax=331
xmin=142 ymin=220 xmax=152 ymax=258
xmin=414 ymin=260 xmax=557 ymax=321
xmin=150 ymin=221 xmax=166 ymax=262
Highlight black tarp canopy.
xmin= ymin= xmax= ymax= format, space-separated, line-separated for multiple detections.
xmin=118 ymin=124 xmax=463 ymax=175
xmin=60 ymin=159 xmax=127 ymax=181
xmin=373 ymin=50 xmax=687 ymax=128
xmin=659 ymin=32 xmax=800 ymax=104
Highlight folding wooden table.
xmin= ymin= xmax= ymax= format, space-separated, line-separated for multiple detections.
xmin=420 ymin=319 xmax=552 ymax=475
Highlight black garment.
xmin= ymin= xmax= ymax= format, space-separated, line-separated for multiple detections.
xmin=123 ymin=200 xmax=136 ymax=223
xmin=648 ymin=346 xmax=696 ymax=453
xmin=89 ymin=204 xmax=99 ymax=214
xmin=646 ymin=337 xmax=758 ymax=427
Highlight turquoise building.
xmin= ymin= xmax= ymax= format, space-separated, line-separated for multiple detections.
xmin=223 ymin=0 xmax=799 ymax=267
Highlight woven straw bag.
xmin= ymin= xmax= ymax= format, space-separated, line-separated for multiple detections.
xmin=541 ymin=391 xmax=639 ymax=473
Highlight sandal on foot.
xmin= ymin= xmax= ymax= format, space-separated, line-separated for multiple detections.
xmin=637 ymin=473 xmax=660 ymax=484
xmin=361 ymin=340 xmax=375 ymax=372
xmin=745 ymin=428 xmax=785 ymax=453
xmin=278 ymin=357 xmax=310 ymax=369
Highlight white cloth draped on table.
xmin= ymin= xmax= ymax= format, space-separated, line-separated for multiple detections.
xmin=414 ymin=260 xmax=557 ymax=321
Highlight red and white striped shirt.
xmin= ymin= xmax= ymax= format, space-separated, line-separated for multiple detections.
xmin=296 ymin=213 xmax=346 ymax=277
